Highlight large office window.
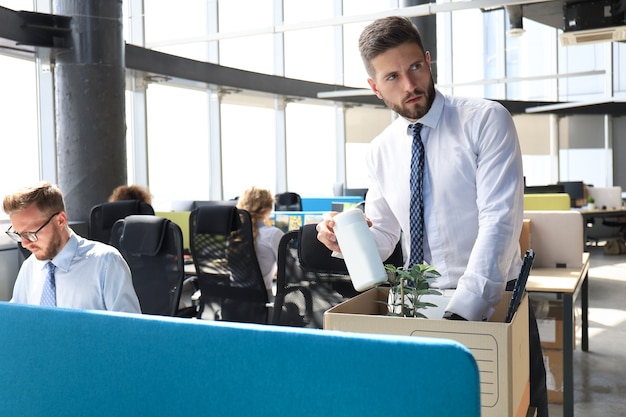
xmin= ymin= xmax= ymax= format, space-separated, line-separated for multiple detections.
xmin=345 ymin=105 xmax=392 ymax=189
xmin=617 ymin=42 xmax=626 ymax=94
xmin=558 ymin=42 xmax=609 ymax=101
xmin=283 ymin=0 xmax=336 ymax=84
xmin=450 ymin=9 xmax=486 ymax=97
xmin=218 ymin=0 xmax=275 ymax=75
xmin=0 ymin=54 xmax=39 ymax=220
xmin=506 ymin=19 xmax=558 ymax=101
xmin=342 ymin=0 xmax=398 ymax=88
xmin=285 ymin=102 xmax=337 ymax=196
xmin=143 ymin=0 xmax=210 ymax=61
xmin=220 ymin=98 xmax=277 ymax=200
xmin=145 ymin=84 xmax=210 ymax=210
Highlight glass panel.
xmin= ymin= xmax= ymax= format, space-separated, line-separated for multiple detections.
xmin=145 ymin=84 xmax=210 ymax=210
xmin=0 ymin=0 xmax=32 ymax=10
xmin=522 ymin=155 xmax=553 ymax=186
xmin=343 ymin=0 xmax=403 ymax=88
xmin=144 ymin=0 xmax=209 ymax=61
xmin=218 ymin=0 xmax=275 ymax=74
xmin=283 ymin=0 xmax=335 ymax=83
xmin=560 ymin=149 xmax=609 ymax=187
xmin=345 ymin=105 xmax=391 ymax=189
xmin=285 ymin=102 xmax=336 ymax=196
xmin=615 ymin=42 xmax=626 ymax=94
xmin=0 ymin=55 xmax=39 ymax=221
xmin=558 ymin=42 xmax=607 ymax=101
xmin=451 ymin=9 xmax=484 ymax=97
xmin=506 ymin=19 xmax=558 ymax=101
xmin=221 ymin=102 xmax=277 ymax=200
xmin=219 ymin=35 xmax=276 ymax=75
xmin=346 ymin=142 xmax=370 ymax=189
xmin=484 ymin=9 xmax=505 ymax=99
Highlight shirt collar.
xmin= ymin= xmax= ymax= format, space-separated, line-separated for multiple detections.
xmin=50 ymin=232 xmax=79 ymax=273
xmin=402 ymin=89 xmax=444 ymax=135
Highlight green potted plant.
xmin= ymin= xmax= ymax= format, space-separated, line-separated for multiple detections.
xmin=381 ymin=263 xmax=442 ymax=318
xmin=587 ymin=196 xmax=596 ymax=210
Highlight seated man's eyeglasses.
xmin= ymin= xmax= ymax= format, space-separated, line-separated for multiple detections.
xmin=5 ymin=212 xmax=60 ymax=243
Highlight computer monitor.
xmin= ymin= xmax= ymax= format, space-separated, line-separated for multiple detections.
xmin=523 ymin=184 xmax=565 ymax=194
xmin=344 ymin=188 xmax=368 ymax=199
xmin=557 ymin=181 xmax=585 ymax=207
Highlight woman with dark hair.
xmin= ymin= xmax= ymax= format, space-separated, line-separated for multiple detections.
xmin=108 ymin=185 xmax=152 ymax=205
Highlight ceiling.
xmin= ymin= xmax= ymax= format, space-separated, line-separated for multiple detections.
xmin=2 ymin=2 xmax=625 ymax=116
xmin=517 ymin=0 xmax=566 ymax=29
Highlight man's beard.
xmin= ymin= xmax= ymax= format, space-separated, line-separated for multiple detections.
xmin=384 ymin=77 xmax=436 ymax=121
xmin=32 ymin=229 xmax=63 ymax=261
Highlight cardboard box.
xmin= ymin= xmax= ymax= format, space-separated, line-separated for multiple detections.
xmin=533 ymin=299 xmax=565 ymax=350
xmin=543 ymin=348 xmax=564 ymax=404
xmin=520 ymin=218 xmax=531 ymax=256
xmin=532 ymin=297 xmax=578 ymax=351
xmin=324 ymin=288 xmax=530 ymax=417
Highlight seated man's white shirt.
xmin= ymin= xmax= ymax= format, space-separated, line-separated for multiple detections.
xmin=11 ymin=232 xmax=141 ymax=313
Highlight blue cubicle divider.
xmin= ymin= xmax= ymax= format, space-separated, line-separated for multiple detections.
xmin=0 ymin=302 xmax=480 ymax=417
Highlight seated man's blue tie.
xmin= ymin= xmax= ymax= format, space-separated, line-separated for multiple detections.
xmin=409 ymin=123 xmax=425 ymax=267
xmin=40 ymin=262 xmax=57 ymax=306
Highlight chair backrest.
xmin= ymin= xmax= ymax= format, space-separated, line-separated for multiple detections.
xmin=275 ymin=192 xmax=302 ymax=211
xmin=110 ymin=215 xmax=185 ymax=316
xmin=189 ymin=205 xmax=268 ymax=324
xmin=272 ymin=230 xmax=312 ymax=326
xmin=297 ymin=223 xmax=349 ymax=274
xmin=271 ymin=225 xmax=355 ymax=328
xmin=273 ymin=223 xmax=403 ymax=328
xmin=88 ymin=200 xmax=155 ymax=244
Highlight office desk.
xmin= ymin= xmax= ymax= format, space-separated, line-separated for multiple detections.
xmin=578 ymin=208 xmax=626 ymax=245
xmin=527 ymin=252 xmax=590 ymax=417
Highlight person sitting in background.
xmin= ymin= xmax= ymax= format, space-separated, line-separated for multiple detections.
xmin=4 ymin=181 xmax=141 ymax=313
xmin=236 ymin=186 xmax=284 ymax=299
xmin=108 ymin=184 xmax=152 ymax=205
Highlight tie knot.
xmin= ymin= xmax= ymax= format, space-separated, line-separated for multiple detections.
xmin=46 ymin=262 xmax=56 ymax=273
xmin=410 ymin=123 xmax=423 ymax=138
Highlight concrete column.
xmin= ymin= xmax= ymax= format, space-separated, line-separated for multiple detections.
xmin=52 ymin=0 xmax=126 ymax=222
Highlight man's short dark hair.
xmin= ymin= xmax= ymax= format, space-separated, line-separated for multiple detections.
xmin=358 ymin=16 xmax=425 ymax=78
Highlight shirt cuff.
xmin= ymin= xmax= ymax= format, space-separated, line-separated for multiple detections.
xmin=444 ymin=287 xmax=493 ymax=321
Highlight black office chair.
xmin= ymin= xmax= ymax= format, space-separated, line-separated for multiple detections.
xmin=272 ymin=224 xmax=356 ymax=328
xmin=88 ymin=200 xmax=155 ymax=244
xmin=272 ymin=223 xmax=404 ymax=328
xmin=110 ymin=215 xmax=186 ymax=316
xmin=275 ymin=192 xmax=302 ymax=211
xmin=272 ymin=231 xmax=313 ymax=327
xmin=189 ymin=205 xmax=270 ymax=324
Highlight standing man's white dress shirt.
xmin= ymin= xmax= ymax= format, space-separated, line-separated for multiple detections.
xmin=365 ymin=89 xmax=524 ymax=321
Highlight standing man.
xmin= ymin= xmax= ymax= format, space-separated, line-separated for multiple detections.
xmin=316 ymin=16 xmax=547 ymax=416
xmin=4 ymin=181 xmax=141 ymax=313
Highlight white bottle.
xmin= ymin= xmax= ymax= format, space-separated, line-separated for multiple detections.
xmin=332 ymin=208 xmax=388 ymax=292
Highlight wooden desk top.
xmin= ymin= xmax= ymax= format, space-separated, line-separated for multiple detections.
xmin=577 ymin=208 xmax=626 ymax=216
xmin=526 ymin=252 xmax=590 ymax=294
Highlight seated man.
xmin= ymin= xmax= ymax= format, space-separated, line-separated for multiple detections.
xmin=3 ymin=181 xmax=141 ymax=313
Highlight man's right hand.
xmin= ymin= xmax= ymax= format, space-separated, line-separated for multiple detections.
xmin=316 ymin=212 xmax=341 ymax=253
xmin=316 ymin=211 xmax=373 ymax=253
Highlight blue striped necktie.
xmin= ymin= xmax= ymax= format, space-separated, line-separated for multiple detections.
xmin=409 ymin=123 xmax=425 ymax=267
xmin=40 ymin=262 xmax=57 ymax=306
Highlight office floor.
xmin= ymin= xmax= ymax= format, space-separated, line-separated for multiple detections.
xmin=547 ymin=245 xmax=626 ymax=417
